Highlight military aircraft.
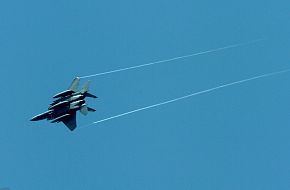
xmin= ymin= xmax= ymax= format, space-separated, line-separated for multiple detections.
xmin=30 ymin=77 xmax=97 ymax=131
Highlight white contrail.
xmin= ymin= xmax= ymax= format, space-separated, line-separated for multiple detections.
xmin=79 ymin=39 xmax=264 ymax=79
xmin=82 ymin=69 xmax=290 ymax=127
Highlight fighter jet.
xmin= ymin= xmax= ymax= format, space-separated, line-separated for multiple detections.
xmin=30 ymin=77 xmax=97 ymax=131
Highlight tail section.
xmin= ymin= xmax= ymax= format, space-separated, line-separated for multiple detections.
xmin=69 ymin=77 xmax=80 ymax=92
xmin=86 ymin=92 xmax=97 ymax=98
xmin=80 ymin=105 xmax=96 ymax=115
xmin=81 ymin=80 xmax=91 ymax=93
xmin=88 ymin=107 xmax=96 ymax=112
xmin=80 ymin=105 xmax=88 ymax=115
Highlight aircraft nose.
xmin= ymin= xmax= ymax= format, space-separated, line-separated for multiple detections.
xmin=30 ymin=116 xmax=38 ymax=121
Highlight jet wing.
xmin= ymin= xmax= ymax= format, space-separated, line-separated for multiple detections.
xmin=62 ymin=112 xmax=77 ymax=131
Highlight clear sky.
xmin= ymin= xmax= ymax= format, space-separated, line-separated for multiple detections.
xmin=1 ymin=0 xmax=290 ymax=189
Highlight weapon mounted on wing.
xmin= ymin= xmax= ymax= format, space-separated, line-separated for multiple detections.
xmin=30 ymin=77 xmax=97 ymax=131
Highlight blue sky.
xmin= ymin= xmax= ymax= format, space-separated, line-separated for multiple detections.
xmin=0 ymin=0 xmax=290 ymax=189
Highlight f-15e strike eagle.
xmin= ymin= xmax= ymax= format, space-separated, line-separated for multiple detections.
xmin=30 ymin=77 xmax=97 ymax=131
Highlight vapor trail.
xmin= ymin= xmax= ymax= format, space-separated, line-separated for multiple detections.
xmin=83 ymin=69 xmax=290 ymax=127
xmin=79 ymin=39 xmax=264 ymax=79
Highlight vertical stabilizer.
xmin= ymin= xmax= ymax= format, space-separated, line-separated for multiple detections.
xmin=69 ymin=77 xmax=80 ymax=92
xmin=81 ymin=80 xmax=91 ymax=93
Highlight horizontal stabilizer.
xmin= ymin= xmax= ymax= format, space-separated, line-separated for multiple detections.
xmin=88 ymin=107 xmax=96 ymax=112
xmin=85 ymin=92 xmax=97 ymax=98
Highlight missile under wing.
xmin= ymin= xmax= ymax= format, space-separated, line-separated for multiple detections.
xmin=50 ymin=78 xmax=97 ymax=107
xmin=30 ymin=77 xmax=96 ymax=131
xmin=53 ymin=77 xmax=80 ymax=98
